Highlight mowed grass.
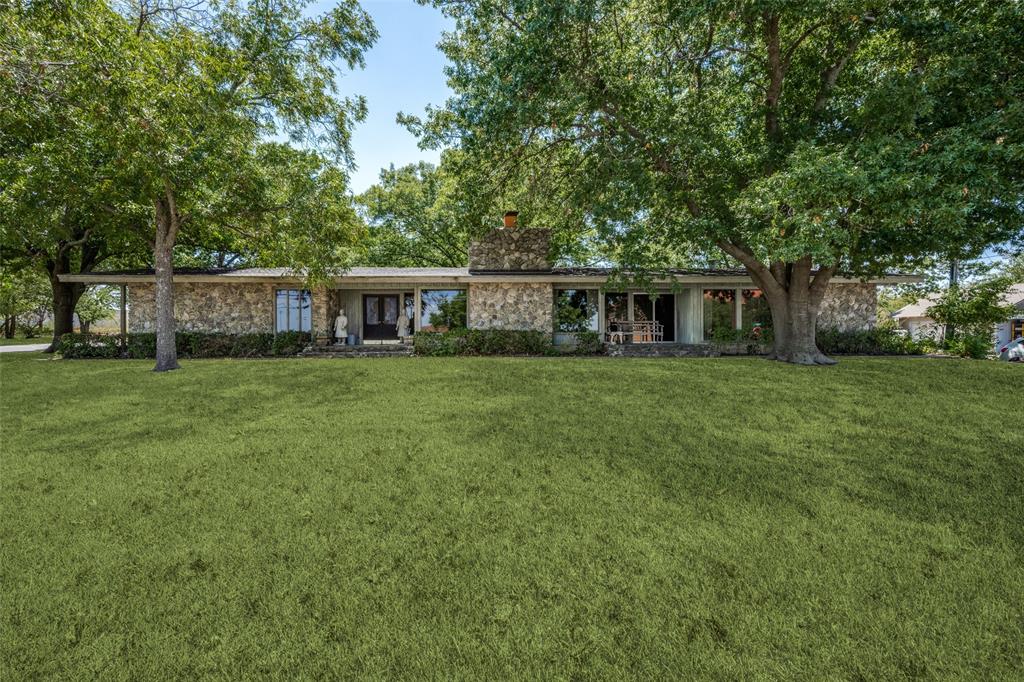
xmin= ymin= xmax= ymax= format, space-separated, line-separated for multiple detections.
xmin=1 ymin=353 xmax=1021 ymax=679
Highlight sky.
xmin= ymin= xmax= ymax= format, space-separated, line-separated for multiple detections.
xmin=312 ymin=0 xmax=454 ymax=194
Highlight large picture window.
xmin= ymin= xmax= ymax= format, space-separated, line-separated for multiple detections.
xmin=741 ymin=289 xmax=772 ymax=331
xmin=420 ymin=290 xmax=466 ymax=332
xmin=703 ymin=289 xmax=737 ymax=340
xmin=275 ymin=289 xmax=311 ymax=332
xmin=556 ymin=289 xmax=598 ymax=332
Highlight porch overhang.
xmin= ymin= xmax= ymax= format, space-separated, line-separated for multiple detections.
xmin=57 ymin=267 xmax=922 ymax=287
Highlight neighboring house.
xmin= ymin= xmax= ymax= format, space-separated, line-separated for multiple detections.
xmin=997 ymin=284 xmax=1024 ymax=347
xmin=891 ymin=283 xmax=1024 ymax=349
xmin=890 ymin=295 xmax=944 ymax=342
xmin=60 ymin=222 xmax=915 ymax=345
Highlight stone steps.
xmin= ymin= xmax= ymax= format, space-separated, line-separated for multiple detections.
xmin=300 ymin=343 xmax=414 ymax=358
xmin=605 ymin=343 xmax=719 ymax=358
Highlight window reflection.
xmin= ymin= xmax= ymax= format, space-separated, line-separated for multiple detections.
xmin=703 ymin=289 xmax=736 ymax=340
xmin=741 ymin=289 xmax=772 ymax=332
xmin=556 ymin=289 xmax=598 ymax=332
xmin=276 ymin=289 xmax=311 ymax=332
xmin=420 ymin=290 xmax=466 ymax=332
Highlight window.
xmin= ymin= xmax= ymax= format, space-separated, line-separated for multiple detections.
xmin=703 ymin=289 xmax=737 ymax=340
xmin=556 ymin=289 xmax=598 ymax=332
xmin=276 ymin=289 xmax=311 ymax=332
xmin=1011 ymin=319 xmax=1024 ymax=340
xmin=605 ymin=292 xmax=628 ymax=324
xmin=420 ymin=290 xmax=466 ymax=332
xmin=741 ymin=289 xmax=772 ymax=332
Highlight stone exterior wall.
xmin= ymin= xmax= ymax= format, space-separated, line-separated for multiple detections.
xmin=468 ymin=228 xmax=552 ymax=271
xmin=128 ymin=282 xmax=276 ymax=333
xmin=311 ymin=286 xmax=332 ymax=338
xmin=818 ymin=283 xmax=877 ymax=331
xmin=468 ymin=282 xmax=554 ymax=333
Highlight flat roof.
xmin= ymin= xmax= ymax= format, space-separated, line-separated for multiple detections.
xmin=59 ymin=266 xmax=922 ymax=286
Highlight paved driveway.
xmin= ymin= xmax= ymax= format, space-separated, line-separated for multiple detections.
xmin=0 ymin=343 xmax=49 ymax=353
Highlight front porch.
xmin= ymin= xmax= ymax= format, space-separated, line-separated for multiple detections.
xmin=317 ymin=285 xmax=468 ymax=346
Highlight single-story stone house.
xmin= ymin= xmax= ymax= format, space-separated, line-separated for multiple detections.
xmin=61 ymin=223 xmax=916 ymax=347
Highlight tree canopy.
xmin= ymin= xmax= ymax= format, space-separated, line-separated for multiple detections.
xmin=2 ymin=0 xmax=378 ymax=369
xmin=410 ymin=0 xmax=1024 ymax=362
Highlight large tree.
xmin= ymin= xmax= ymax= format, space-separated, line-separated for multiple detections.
xmin=1 ymin=3 xmax=150 ymax=351
xmin=2 ymin=1 xmax=375 ymax=370
xmin=357 ymin=161 xmax=471 ymax=267
xmin=112 ymin=0 xmax=376 ymax=371
xmin=412 ymin=0 xmax=1024 ymax=363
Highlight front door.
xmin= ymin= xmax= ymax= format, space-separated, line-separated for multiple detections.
xmin=363 ymin=294 xmax=400 ymax=341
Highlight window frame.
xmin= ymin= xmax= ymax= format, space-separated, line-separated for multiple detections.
xmin=419 ymin=289 xmax=467 ymax=333
xmin=555 ymin=288 xmax=599 ymax=333
xmin=275 ymin=288 xmax=312 ymax=333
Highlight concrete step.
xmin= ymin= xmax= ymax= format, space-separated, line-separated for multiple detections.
xmin=606 ymin=343 xmax=718 ymax=358
xmin=300 ymin=343 xmax=414 ymax=358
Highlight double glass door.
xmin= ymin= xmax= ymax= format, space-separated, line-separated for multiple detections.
xmin=363 ymin=294 xmax=399 ymax=340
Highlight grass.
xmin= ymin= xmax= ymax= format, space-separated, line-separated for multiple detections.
xmin=0 ymin=336 xmax=49 ymax=346
xmin=1 ymin=353 xmax=1021 ymax=679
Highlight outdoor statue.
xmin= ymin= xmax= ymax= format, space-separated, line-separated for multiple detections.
xmin=396 ymin=310 xmax=410 ymax=337
xmin=334 ymin=308 xmax=348 ymax=342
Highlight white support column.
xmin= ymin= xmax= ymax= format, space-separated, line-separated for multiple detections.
xmin=735 ymin=287 xmax=743 ymax=329
xmin=413 ymin=286 xmax=422 ymax=331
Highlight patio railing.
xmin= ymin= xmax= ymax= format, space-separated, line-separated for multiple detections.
xmin=606 ymin=320 xmax=664 ymax=344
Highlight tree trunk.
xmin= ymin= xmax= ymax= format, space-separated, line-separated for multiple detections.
xmin=761 ymin=284 xmax=833 ymax=365
xmin=717 ymin=243 xmax=837 ymax=365
xmin=80 ymin=320 xmax=91 ymax=334
xmin=153 ymin=187 xmax=181 ymax=372
xmin=46 ymin=272 xmax=84 ymax=353
xmin=758 ymin=260 xmax=836 ymax=365
xmin=3 ymin=316 xmax=15 ymax=338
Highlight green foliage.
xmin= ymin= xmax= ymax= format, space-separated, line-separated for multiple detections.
xmin=816 ymin=328 xmax=927 ymax=356
xmin=415 ymin=329 xmax=562 ymax=356
xmin=414 ymin=328 xmax=605 ymax=356
xmin=569 ymin=330 xmax=604 ymax=356
xmin=412 ymin=0 xmax=1024 ymax=279
xmin=428 ymin=293 xmax=467 ymax=330
xmin=943 ymin=334 xmax=993 ymax=360
xmin=57 ymin=333 xmax=121 ymax=359
xmin=710 ymin=325 xmax=774 ymax=355
xmin=356 ymin=161 xmax=470 ymax=267
xmin=74 ymin=286 xmax=116 ymax=327
xmin=59 ymin=332 xmax=310 ymax=359
xmin=927 ymin=277 xmax=1017 ymax=338
xmin=555 ymin=290 xmax=596 ymax=333
xmin=0 ymin=268 xmax=51 ymax=334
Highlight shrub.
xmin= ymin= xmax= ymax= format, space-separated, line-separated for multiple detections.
xmin=710 ymin=326 xmax=771 ymax=355
xmin=414 ymin=329 xmax=585 ymax=356
xmin=61 ymin=331 xmax=309 ymax=359
xmin=944 ymin=334 xmax=991 ymax=359
xmin=569 ymin=330 xmax=604 ymax=356
xmin=58 ymin=333 xmax=122 ymax=359
xmin=126 ymin=333 xmax=156 ymax=359
xmin=270 ymin=331 xmax=310 ymax=356
xmin=815 ymin=327 xmax=926 ymax=356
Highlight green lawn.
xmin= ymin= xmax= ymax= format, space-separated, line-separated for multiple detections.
xmin=0 ymin=336 xmax=49 ymax=346
xmin=1 ymin=353 xmax=1021 ymax=679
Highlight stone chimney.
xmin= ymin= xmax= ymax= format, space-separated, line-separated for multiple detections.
xmin=468 ymin=213 xmax=552 ymax=272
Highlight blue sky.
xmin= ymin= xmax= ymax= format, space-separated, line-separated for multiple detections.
xmin=313 ymin=0 xmax=454 ymax=194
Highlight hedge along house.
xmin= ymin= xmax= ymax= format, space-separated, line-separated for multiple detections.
xmin=60 ymin=217 xmax=916 ymax=349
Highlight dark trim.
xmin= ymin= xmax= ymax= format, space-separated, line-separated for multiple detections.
xmin=467 ymin=269 xmax=555 ymax=275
